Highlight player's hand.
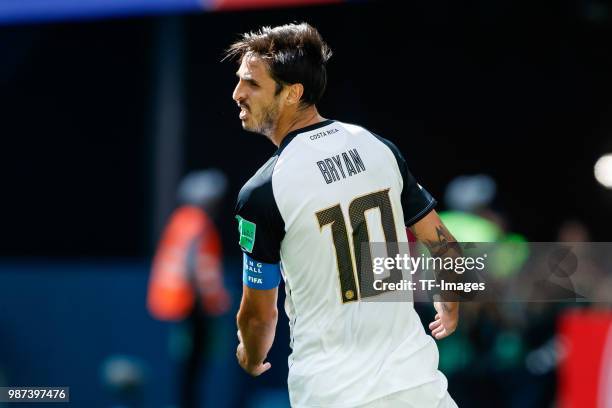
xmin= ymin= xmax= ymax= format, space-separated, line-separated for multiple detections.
xmin=429 ymin=301 xmax=459 ymax=340
xmin=236 ymin=330 xmax=272 ymax=376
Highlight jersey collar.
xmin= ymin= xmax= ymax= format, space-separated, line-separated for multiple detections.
xmin=276 ymin=119 xmax=336 ymax=155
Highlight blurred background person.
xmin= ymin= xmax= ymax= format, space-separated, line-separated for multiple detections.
xmin=147 ymin=169 xmax=231 ymax=408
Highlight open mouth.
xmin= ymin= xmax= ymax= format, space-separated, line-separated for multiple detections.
xmin=238 ymin=104 xmax=249 ymax=120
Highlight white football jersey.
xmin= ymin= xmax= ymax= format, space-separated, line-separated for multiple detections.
xmin=235 ymin=120 xmax=444 ymax=407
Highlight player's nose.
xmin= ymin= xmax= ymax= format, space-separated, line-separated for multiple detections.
xmin=232 ymin=82 xmax=246 ymax=103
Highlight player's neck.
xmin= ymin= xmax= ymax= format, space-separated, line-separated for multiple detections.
xmin=271 ymin=106 xmax=325 ymax=147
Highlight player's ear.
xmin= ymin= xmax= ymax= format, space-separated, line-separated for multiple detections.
xmin=285 ymin=83 xmax=304 ymax=106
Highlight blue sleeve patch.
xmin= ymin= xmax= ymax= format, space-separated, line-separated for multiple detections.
xmin=242 ymin=253 xmax=281 ymax=290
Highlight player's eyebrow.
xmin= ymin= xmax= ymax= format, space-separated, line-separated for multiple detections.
xmin=236 ymin=72 xmax=259 ymax=87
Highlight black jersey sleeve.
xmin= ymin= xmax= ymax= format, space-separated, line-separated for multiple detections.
xmin=234 ymin=155 xmax=286 ymax=264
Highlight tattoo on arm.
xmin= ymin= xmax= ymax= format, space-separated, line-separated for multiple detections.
xmin=411 ymin=223 xmax=464 ymax=299
xmin=411 ymin=223 xmax=461 ymax=258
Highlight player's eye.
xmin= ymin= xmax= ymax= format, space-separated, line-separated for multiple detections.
xmin=246 ymin=79 xmax=259 ymax=88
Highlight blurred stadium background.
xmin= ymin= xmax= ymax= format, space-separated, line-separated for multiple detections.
xmin=1 ymin=0 xmax=612 ymax=407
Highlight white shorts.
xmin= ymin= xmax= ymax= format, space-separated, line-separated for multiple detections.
xmin=355 ymin=375 xmax=458 ymax=408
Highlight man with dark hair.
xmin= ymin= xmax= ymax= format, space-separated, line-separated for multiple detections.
xmin=228 ymin=23 xmax=459 ymax=407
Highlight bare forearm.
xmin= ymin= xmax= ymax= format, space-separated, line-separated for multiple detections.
xmin=409 ymin=211 xmax=461 ymax=338
xmin=409 ymin=218 xmax=462 ymax=305
xmin=237 ymin=310 xmax=277 ymax=365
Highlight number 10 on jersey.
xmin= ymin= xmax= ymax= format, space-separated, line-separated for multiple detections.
xmin=316 ymin=189 xmax=402 ymax=303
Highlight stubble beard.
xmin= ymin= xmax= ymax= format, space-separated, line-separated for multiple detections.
xmin=243 ymin=97 xmax=281 ymax=138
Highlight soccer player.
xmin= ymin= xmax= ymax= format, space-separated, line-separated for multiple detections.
xmin=227 ymin=23 xmax=459 ymax=407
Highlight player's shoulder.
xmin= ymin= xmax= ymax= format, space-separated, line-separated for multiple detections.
xmin=236 ymin=155 xmax=279 ymax=214
xmin=334 ymin=120 xmax=404 ymax=159
xmin=333 ymin=120 xmax=375 ymax=139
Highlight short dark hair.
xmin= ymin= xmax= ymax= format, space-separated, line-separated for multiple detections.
xmin=224 ymin=23 xmax=332 ymax=107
